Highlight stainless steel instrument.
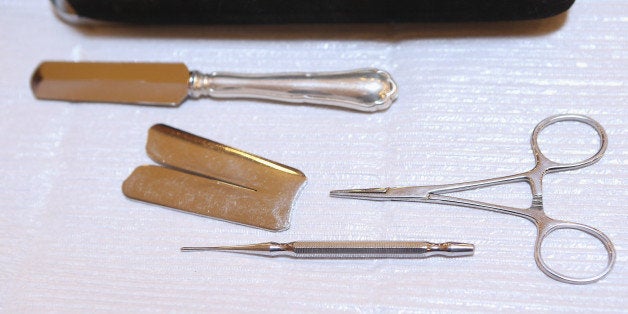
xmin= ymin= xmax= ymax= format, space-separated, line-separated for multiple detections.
xmin=182 ymin=241 xmax=475 ymax=258
xmin=331 ymin=114 xmax=615 ymax=284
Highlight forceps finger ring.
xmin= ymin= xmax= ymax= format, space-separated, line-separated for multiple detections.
xmin=535 ymin=219 xmax=616 ymax=284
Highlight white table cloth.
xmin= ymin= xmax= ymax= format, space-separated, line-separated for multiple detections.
xmin=1 ymin=0 xmax=626 ymax=311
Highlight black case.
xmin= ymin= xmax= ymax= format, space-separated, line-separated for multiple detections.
xmin=56 ymin=0 xmax=576 ymax=24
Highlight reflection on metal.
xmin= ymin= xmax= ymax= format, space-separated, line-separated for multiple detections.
xmin=182 ymin=241 xmax=475 ymax=258
xmin=123 ymin=124 xmax=307 ymax=231
xmin=31 ymin=61 xmax=397 ymax=112
xmin=331 ymin=115 xmax=615 ymax=284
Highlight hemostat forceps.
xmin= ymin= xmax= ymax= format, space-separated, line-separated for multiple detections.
xmin=330 ymin=114 xmax=615 ymax=284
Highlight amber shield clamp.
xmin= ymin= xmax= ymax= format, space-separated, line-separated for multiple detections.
xmin=31 ymin=61 xmax=398 ymax=112
xmin=122 ymin=124 xmax=307 ymax=231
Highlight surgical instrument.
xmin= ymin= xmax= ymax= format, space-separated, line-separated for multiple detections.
xmin=122 ymin=124 xmax=307 ymax=231
xmin=181 ymin=241 xmax=475 ymax=258
xmin=330 ymin=114 xmax=615 ymax=284
xmin=30 ymin=61 xmax=397 ymax=112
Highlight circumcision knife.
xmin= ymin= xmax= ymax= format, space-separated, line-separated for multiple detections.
xmin=31 ymin=61 xmax=397 ymax=112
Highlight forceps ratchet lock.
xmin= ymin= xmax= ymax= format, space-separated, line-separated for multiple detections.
xmin=331 ymin=114 xmax=615 ymax=284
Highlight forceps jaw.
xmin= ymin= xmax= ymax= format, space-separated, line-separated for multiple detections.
xmin=329 ymin=186 xmax=433 ymax=201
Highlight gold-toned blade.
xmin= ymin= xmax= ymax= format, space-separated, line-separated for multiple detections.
xmin=145 ymin=124 xmax=306 ymax=194
xmin=122 ymin=125 xmax=307 ymax=231
xmin=31 ymin=61 xmax=190 ymax=106
xmin=123 ymin=166 xmax=288 ymax=231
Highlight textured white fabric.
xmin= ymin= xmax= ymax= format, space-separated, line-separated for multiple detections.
xmin=1 ymin=0 xmax=626 ymax=312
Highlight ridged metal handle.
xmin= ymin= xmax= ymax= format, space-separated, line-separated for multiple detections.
xmin=181 ymin=241 xmax=474 ymax=258
xmin=188 ymin=68 xmax=397 ymax=112
xmin=289 ymin=241 xmax=474 ymax=258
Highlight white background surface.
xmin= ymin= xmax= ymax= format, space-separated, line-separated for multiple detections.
xmin=1 ymin=0 xmax=626 ymax=312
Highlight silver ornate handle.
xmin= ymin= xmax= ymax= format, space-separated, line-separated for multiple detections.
xmin=188 ymin=68 xmax=398 ymax=112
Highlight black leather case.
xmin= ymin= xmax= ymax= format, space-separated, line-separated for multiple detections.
xmin=55 ymin=0 xmax=576 ymax=24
